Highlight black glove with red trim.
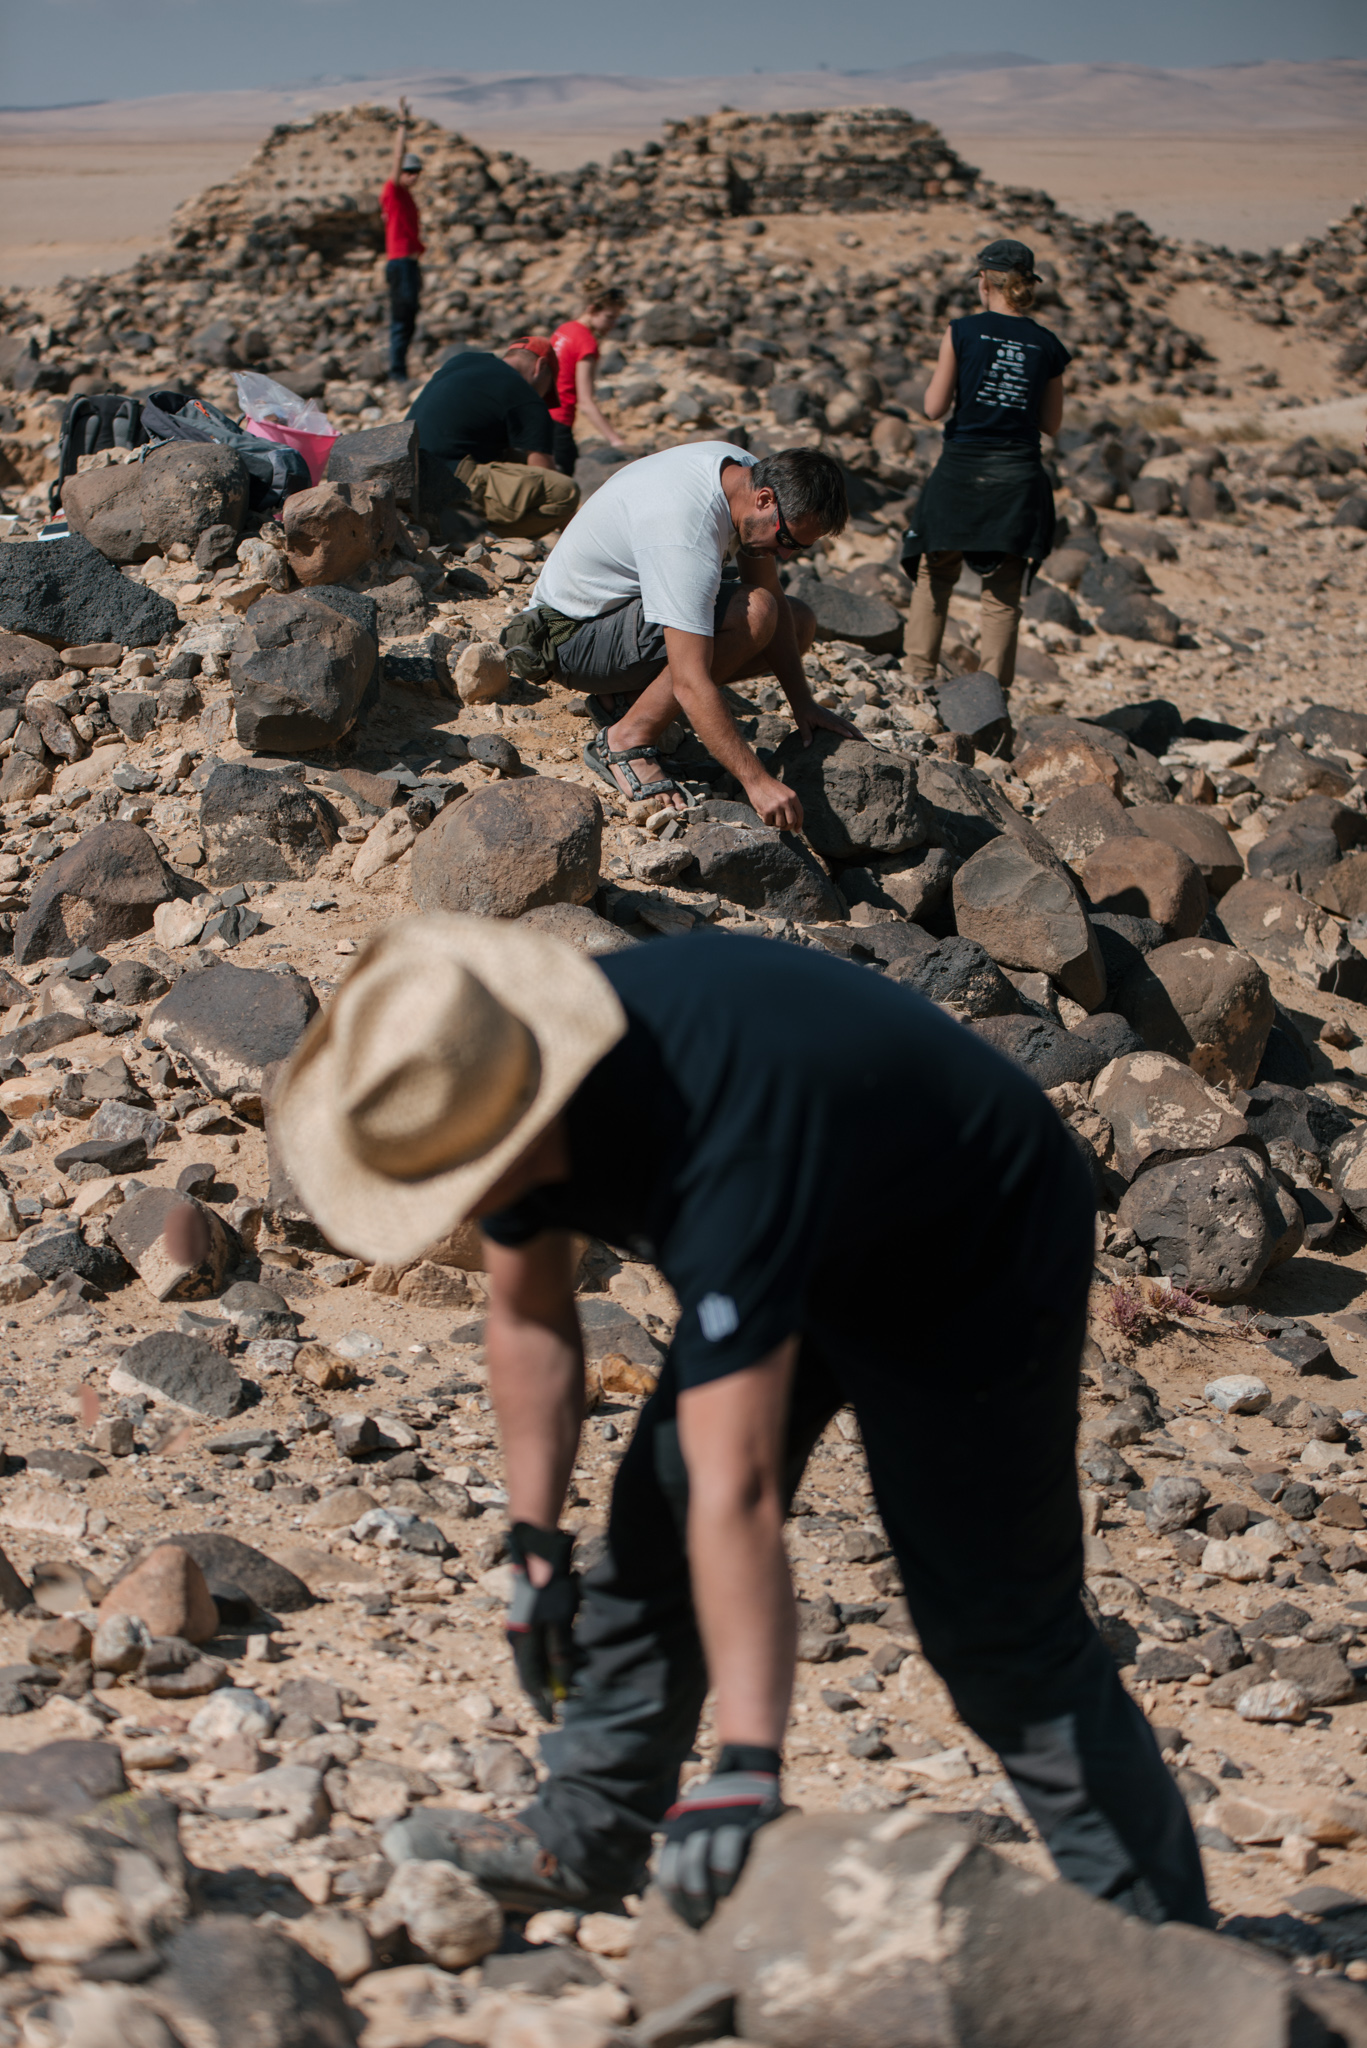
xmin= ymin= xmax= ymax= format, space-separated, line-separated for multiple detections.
xmin=658 ymin=1745 xmax=786 ymax=1927
xmin=505 ymin=1521 xmax=581 ymax=1722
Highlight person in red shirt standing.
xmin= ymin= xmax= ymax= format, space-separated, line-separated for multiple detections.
xmin=380 ymin=98 xmax=425 ymax=385
xmin=549 ymin=279 xmax=627 ymax=475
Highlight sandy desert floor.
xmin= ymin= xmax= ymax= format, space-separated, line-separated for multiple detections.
xmin=0 ymin=117 xmax=1364 ymax=289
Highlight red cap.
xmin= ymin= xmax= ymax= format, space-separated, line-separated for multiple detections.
xmin=506 ymin=335 xmax=556 ymax=359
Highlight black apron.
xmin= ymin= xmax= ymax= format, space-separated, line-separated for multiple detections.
xmin=901 ymin=441 xmax=1056 ymax=591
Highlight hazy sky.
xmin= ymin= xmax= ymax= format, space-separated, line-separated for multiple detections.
xmin=3 ymin=0 xmax=1365 ymax=107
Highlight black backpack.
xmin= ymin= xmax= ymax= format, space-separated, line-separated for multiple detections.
xmin=140 ymin=388 xmax=309 ymax=511
xmin=50 ymin=394 xmax=146 ymax=511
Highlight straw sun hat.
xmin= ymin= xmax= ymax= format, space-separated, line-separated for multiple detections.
xmin=273 ymin=915 xmax=626 ymax=1266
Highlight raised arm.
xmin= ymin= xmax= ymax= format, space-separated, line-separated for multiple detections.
xmin=390 ymin=97 xmax=411 ymax=185
xmin=922 ymin=325 xmax=958 ymax=422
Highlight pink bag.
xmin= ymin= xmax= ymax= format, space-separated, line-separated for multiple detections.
xmin=244 ymin=415 xmax=335 ymax=487
xmin=234 ymin=372 xmax=337 ymax=487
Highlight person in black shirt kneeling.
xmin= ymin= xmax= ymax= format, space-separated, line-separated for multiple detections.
xmin=274 ymin=915 xmax=1208 ymax=1934
xmin=903 ymin=238 xmax=1070 ymax=696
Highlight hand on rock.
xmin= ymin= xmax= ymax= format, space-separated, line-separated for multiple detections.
xmin=658 ymin=1754 xmax=786 ymax=1928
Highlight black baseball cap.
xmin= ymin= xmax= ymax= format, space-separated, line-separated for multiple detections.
xmin=974 ymin=238 xmax=1036 ymax=276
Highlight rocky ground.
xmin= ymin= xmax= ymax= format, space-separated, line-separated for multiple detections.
xmin=0 ymin=99 xmax=1364 ymax=2048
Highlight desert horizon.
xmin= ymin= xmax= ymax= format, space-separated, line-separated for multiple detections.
xmin=1 ymin=56 xmax=1365 ymax=289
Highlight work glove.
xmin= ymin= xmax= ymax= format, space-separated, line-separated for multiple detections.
xmin=658 ymin=1746 xmax=787 ymax=1928
xmin=505 ymin=1522 xmax=581 ymax=1722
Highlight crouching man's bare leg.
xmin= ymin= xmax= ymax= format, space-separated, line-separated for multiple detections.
xmin=599 ymin=590 xmax=834 ymax=823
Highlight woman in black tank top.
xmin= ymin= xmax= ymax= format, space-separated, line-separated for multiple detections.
xmin=901 ymin=238 xmax=1071 ymax=707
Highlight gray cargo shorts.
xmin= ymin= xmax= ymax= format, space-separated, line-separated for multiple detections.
xmin=555 ymin=578 xmax=738 ymax=699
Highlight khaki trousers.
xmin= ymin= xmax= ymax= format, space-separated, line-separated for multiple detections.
xmin=455 ymin=457 xmax=580 ymax=539
xmin=905 ymin=550 xmax=1025 ymax=690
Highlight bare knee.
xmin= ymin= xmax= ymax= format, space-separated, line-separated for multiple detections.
xmin=724 ymin=584 xmax=779 ymax=649
xmin=786 ymin=596 xmax=817 ymax=654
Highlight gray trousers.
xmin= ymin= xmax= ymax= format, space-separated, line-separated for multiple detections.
xmin=520 ymin=1162 xmax=1209 ymax=1925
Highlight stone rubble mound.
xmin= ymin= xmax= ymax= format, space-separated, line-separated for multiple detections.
xmin=0 ymin=90 xmax=1362 ymax=2048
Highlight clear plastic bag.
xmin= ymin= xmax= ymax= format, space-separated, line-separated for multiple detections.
xmin=233 ymin=372 xmax=332 ymax=435
xmin=232 ymin=372 xmax=336 ymax=486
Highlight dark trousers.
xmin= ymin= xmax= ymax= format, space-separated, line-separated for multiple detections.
xmin=551 ymin=421 xmax=578 ymax=477
xmin=386 ymin=258 xmax=422 ymax=378
xmin=522 ymin=1184 xmax=1209 ymax=1926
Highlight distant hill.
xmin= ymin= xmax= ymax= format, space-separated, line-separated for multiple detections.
xmin=2 ymin=57 xmax=1364 ymax=139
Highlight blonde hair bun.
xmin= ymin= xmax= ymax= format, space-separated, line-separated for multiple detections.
xmin=980 ymin=267 xmax=1036 ymax=313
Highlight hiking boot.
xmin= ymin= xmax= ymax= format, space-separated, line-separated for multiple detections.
xmin=382 ymin=1809 xmax=624 ymax=1914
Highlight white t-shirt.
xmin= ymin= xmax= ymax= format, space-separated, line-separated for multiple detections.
xmin=532 ymin=441 xmax=754 ymax=637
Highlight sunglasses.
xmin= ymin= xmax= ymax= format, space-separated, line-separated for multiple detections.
xmin=771 ymin=493 xmax=804 ymax=555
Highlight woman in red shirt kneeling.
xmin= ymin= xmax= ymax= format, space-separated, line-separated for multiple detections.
xmin=549 ymin=280 xmax=627 ymax=475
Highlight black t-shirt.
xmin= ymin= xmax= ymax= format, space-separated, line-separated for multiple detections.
xmin=481 ymin=934 xmax=1089 ymax=1389
xmin=407 ymin=350 xmax=554 ymax=465
xmin=942 ymin=313 xmax=1071 ymax=452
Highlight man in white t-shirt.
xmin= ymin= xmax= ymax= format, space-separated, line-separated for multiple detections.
xmin=511 ymin=443 xmax=858 ymax=827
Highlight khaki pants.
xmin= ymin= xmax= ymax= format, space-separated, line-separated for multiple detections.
xmin=455 ymin=457 xmax=580 ymax=539
xmin=905 ymin=550 xmax=1025 ymax=691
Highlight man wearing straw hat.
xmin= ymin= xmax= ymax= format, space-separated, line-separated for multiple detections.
xmin=275 ymin=917 xmax=1208 ymax=1932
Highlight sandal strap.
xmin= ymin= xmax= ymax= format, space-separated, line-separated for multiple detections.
xmin=585 ymin=734 xmax=686 ymax=802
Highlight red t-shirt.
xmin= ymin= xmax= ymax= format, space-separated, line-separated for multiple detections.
xmin=550 ymin=319 xmax=599 ymax=426
xmin=381 ymin=179 xmax=425 ymax=260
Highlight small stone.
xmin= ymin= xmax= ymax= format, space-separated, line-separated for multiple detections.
xmin=1221 ymin=876 xmax=1366 ymax=997
xmin=1077 ymin=835 xmax=1209 ymax=940
xmin=771 ymin=731 xmax=924 ymax=861
xmin=353 ymin=808 xmax=416 ymax=883
xmin=91 ymin=1613 xmax=151 ymax=1673
xmin=63 ymin=442 xmax=249 ymax=564
xmin=0 ymin=532 xmax=178 ymax=650
xmin=454 ymin=641 xmax=510 ymax=705
xmin=233 ymin=588 xmax=378 ymax=753
xmin=472 ymin=1738 xmax=537 ymax=1796
xmin=108 ymin=1330 xmax=244 ymax=1419
xmin=575 ymin=1912 xmax=637 ymax=1958
xmin=109 ymin=1186 xmax=231 ymax=1302
xmin=687 ymin=818 xmax=844 ymax=922
xmin=149 ymin=957 xmax=317 ymax=1098
xmin=1205 ymin=1376 xmax=1271 ymax=1415
xmin=1145 ymin=1474 xmax=1210 ymax=1535
xmin=287 ymin=1907 xmax=374 ymax=1987
xmin=1015 ymin=733 xmax=1123 ymax=803
xmin=28 ymin=1614 xmax=93 ymax=1669
xmin=1274 ymin=1643 xmax=1356 ymax=1707
xmin=368 ymin=1858 xmax=503 ymax=1968
xmin=411 ymin=777 xmax=602 ymax=919
xmin=190 ymin=1687 xmax=278 ymax=1746
xmin=99 ymin=1544 xmax=219 ymax=1644
xmin=12 ymin=822 xmax=176 ymax=966
xmin=1237 ymin=1680 xmax=1310 ymax=1724
xmin=198 ymin=761 xmax=338 ymax=888
xmin=154 ymin=1915 xmax=353 ymax=2044
xmin=1092 ymin=1050 xmax=1251 ymax=1181
xmin=952 ymin=833 xmax=1104 ymax=1010
xmin=1128 ymin=803 xmax=1244 ymax=899
xmin=206 ymin=1762 xmax=330 ymax=1837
